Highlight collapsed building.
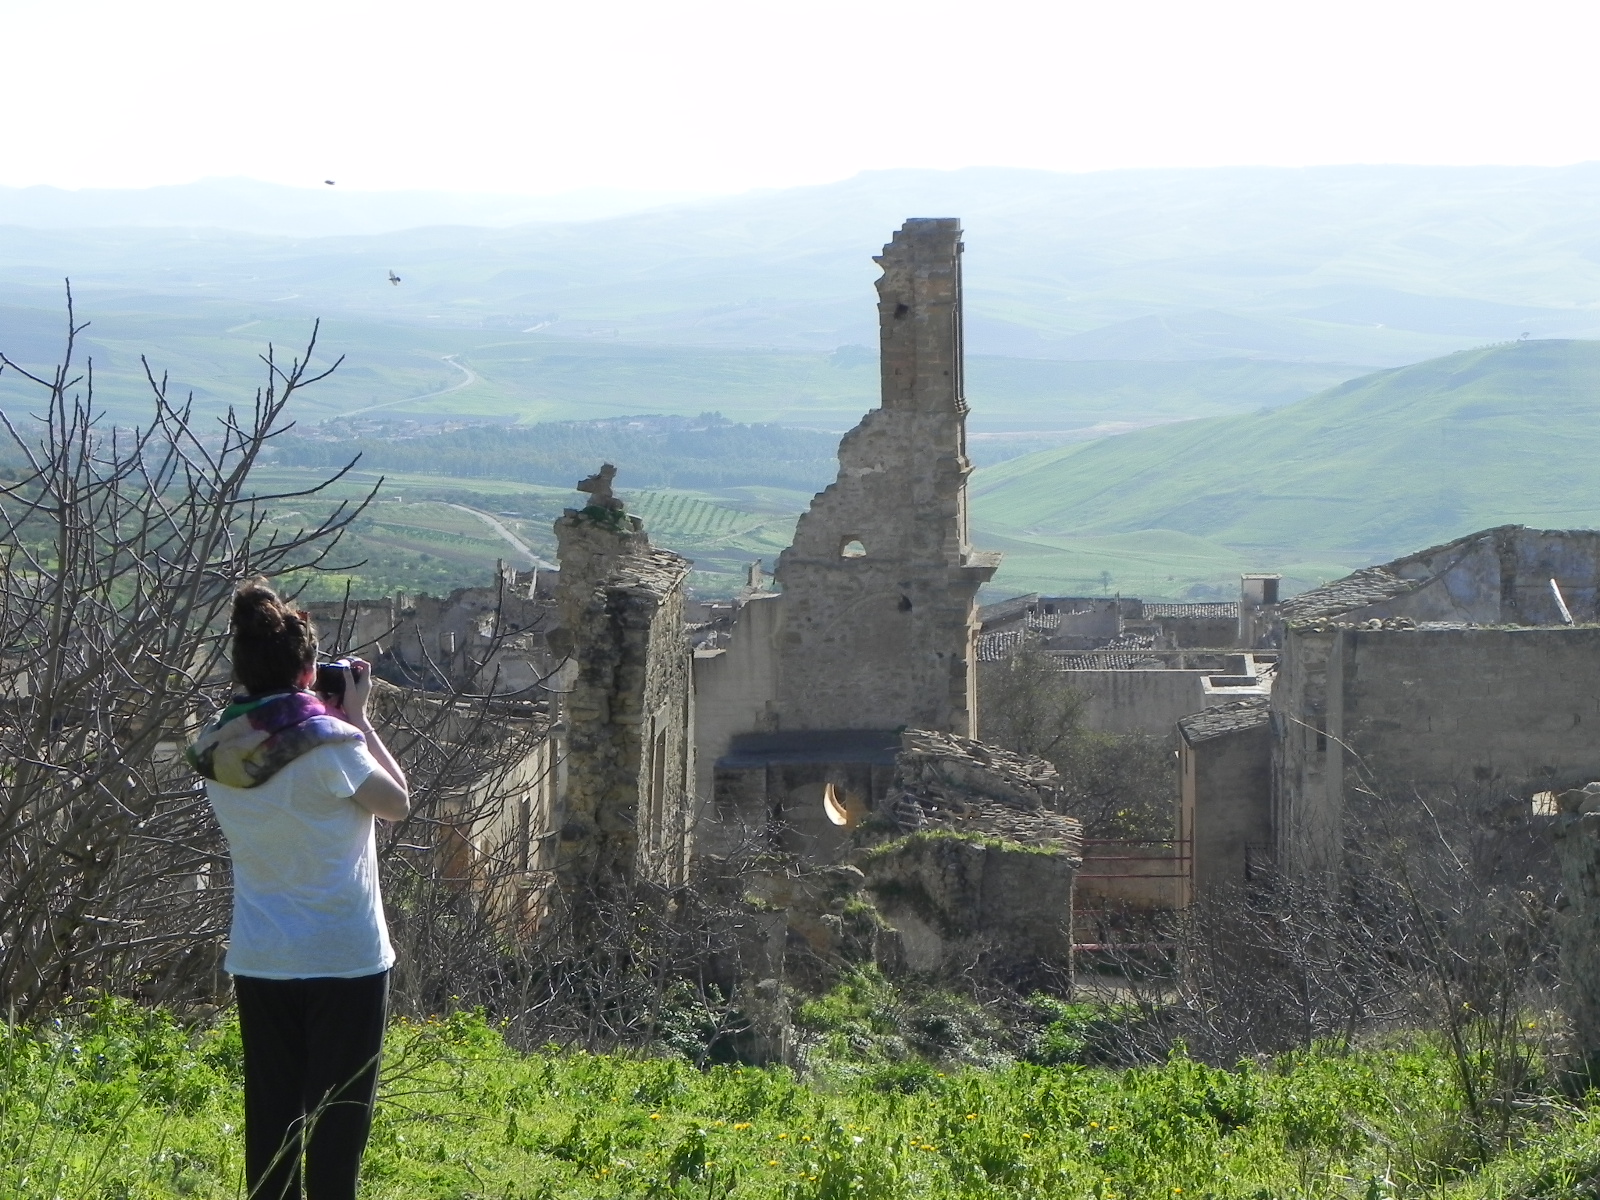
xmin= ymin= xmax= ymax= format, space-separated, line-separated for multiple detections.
xmin=1103 ymin=525 xmax=1600 ymax=900
xmin=531 ymin=219 xmax=1082 ymax=988
xmin=305 ymin=563 xmax=558 ymax=694
xmin=976 ymin=589 xmax=1277 ymax=737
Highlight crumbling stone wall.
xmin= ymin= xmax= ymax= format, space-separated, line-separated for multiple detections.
xmin=772 ymin=219 xmax=999 ymax=736
xmin=1554 ymin=786 xmax=1600 ymax=1066
xmin=552 ymin=486 xmax=694 ymax=891
xmin=1277 ymin=624 xmax=1600 ymax=874
xmin=859 ymin=834 xmax=1077 ymax=981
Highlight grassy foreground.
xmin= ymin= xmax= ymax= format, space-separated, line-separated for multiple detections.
xmin=6 ymin=998 xmax=1600 ymax=1200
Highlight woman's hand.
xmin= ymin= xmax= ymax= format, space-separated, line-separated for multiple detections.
xmin=342 ymin=657 xmax=374 ymax=728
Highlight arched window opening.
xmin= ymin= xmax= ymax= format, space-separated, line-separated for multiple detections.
xmin=822 ymin=783 xmax=866 ymax=829
xmin=840 ymin=538 xmax=866 ymax=559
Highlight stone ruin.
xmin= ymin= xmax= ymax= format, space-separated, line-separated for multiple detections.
xmin=858 ymin=730 xmax=1081 ymax=980
xmin=693 ymin=219 xmax=1007 ymax=861
xmin=549 ymin=473 xmax=694 ymax=894
xmin=450 ymin=220 xmax=1083 ymax=1011
xmin=769 ymin=218 xmax=1001 ymax=737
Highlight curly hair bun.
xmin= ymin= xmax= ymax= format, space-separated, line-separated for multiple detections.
xmin=230 ymin=580 xmax=318 ymax=695
xmin=231 ymin=582 xmax=295 ymax=636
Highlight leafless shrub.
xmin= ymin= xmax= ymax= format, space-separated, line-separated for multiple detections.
xmin=0 ymin=288 xmax=371 ymax=1018
xmin=1088 ymin=775 xmax=1560 ymax=1154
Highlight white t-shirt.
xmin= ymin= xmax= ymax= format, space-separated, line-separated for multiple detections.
xmin=205 ymin=741 xmax=395 ymax=979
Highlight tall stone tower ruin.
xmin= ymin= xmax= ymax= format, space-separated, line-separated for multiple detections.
xmin=551 ymin=476 xmax=695 ymax=893
xmin=773 ymin=218 xmax=1000 ymax=735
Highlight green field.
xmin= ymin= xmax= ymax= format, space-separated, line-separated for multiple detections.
xmin=7 ymin=997 xmax=1600 ymax=1200
xmin=248 ymin=465 xmax=809 ymax=599
xmin=0 ymin=299 xmax=1358 ymax=437
xmin=970 ymin=339 xmax=1600 ymax=594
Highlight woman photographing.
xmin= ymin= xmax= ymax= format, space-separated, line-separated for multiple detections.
xmin=187 ymin=581 xmax=409 ymax=1200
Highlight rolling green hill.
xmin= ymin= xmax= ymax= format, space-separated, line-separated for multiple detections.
xmin=970 ymin=339 xmax=1600 ymax=593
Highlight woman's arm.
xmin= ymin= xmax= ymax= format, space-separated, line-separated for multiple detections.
xmin=339 ymin=659 xmax=411 ymax=822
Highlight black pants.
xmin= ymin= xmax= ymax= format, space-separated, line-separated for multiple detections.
xmin=234 ymin=971 xmax=389 ymax=1200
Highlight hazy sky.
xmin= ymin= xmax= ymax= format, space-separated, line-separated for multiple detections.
xmin=6 ymin=0 xmax=1599 ymax=195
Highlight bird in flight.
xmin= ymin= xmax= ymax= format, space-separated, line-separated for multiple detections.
xmin=324 ymin=179 xmax=335 ymax=186
xmin=388 ymin=271 xmax=402 ymax=286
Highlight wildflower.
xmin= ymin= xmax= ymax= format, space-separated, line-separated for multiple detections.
xmin=734 ymin=1122 xmax=752 ymax=1131
xmin=1090 ymin=1121 xmax=1099 ymax=1129
xmin=768 ymin=1160 xmax=779 ymax=1167
xmin=965 ymin=1113 xmax=977 ymax=1120
xmin=802 ymin=1135 xmax=811 ymax=1142
xmin=778 ymin=1133 xmax=788 ymax=1139
xmin=649 ymin=1113 xmax=662 ymax=1120
xmin=1172 ymin=1189 xmax=1181 ymax=1195
xmin=1022 ymin=1132 xmax=1033 ymax=1139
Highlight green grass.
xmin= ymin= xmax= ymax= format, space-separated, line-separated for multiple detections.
xmin=6 ymin=996 xmax=1600 ymax=1200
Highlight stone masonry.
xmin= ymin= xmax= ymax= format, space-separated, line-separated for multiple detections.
xmin=1271 ymin=526 xmax=1600 ymax=876
xmin=772 ymin=219 xmax=1001 ymax=736
xmin=552 ymin=474 xmax=695 ymax=892
xmin=1555 ymin=784 xmax=1600 ymax=1068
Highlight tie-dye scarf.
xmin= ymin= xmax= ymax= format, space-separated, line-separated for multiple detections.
xmin=186 ymin=690 xmax=365 ymax=789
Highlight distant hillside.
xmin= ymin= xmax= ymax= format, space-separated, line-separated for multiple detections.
xmin=970 ymin=339 xmax=1600 ymax=564
xmin=7 ymin=165 xmax=1600 ymax=369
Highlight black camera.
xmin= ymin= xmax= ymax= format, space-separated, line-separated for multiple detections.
xmin=314 ymin=660 xmax=352 ymax=703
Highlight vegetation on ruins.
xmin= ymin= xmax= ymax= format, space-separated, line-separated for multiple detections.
xmin=978 ymin=638 xmax=1174 ymax=840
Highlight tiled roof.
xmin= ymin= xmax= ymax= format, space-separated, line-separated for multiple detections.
xmin=1144 ymin=602 xmax=1239 ymax=619
xmin=976 ymin=629 xmax=1026 ymax=662
xmin=1107 ymin=633 xmax=1154 ymax=648
xmin=1179 ymin=697 xmax=1271 ymax=743
xmin=1276 ymin=566 xmax=1422 ymax=624
xmin=1058 ymin=652 xmax=1164 ymax=669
